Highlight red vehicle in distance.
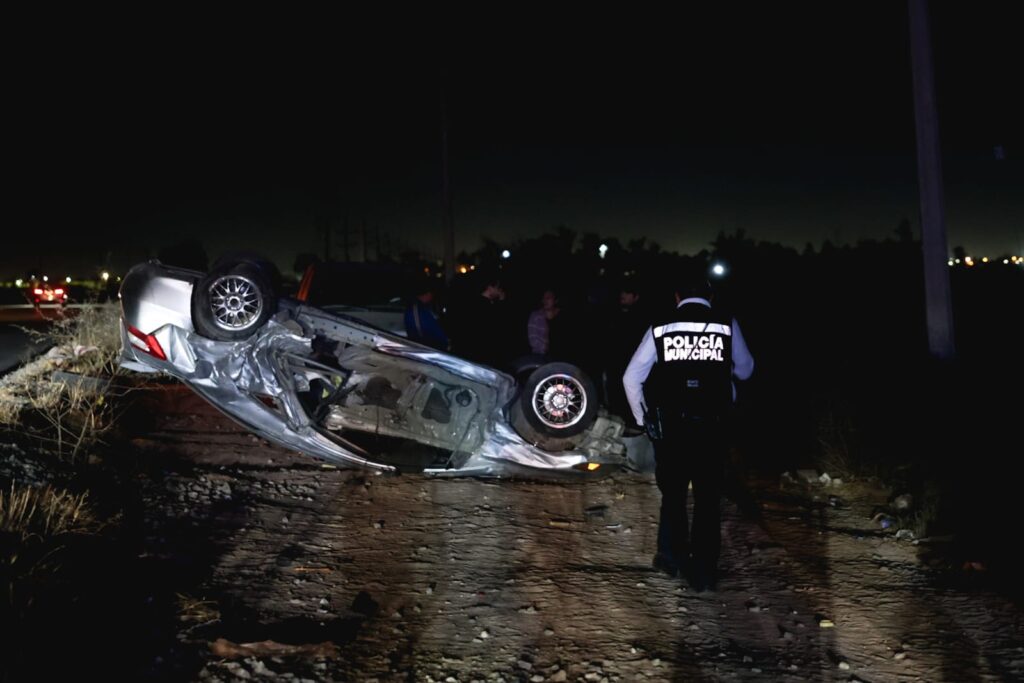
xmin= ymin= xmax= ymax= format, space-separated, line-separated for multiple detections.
xmin=27 ymin=281 xmax=69 ymax=307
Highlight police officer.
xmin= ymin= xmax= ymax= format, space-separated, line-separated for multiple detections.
xmin=622 ymin=273 xmax=754 ymax=591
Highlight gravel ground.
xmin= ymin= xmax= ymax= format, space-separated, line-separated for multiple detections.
xmin=102 ymin=389 xmax=1024 ymax=681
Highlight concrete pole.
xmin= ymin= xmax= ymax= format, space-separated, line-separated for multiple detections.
xmin=909 ymin=0 xmax=955 ymax=359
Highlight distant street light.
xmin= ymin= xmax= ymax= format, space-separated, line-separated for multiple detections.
xmin=501 ymin=249 xmax=511 ymax=259
xmin=15 ymin=279 xmax=23 ymax=287
xmin=101 ymin=271 xmax=110 ymax=282
xmin=598 ymin=244 xmax=608 ymax=259
xmin=42 ymin=275 xmax=48 ymax=282
xmin=711 ymin=263 xmax=726 ymax=277
xmin=65 ymin=276 xmax=72 ymax=283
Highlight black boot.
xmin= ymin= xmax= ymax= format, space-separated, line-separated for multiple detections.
xmin=688 ymin=563 xmax=718 ymax=592
xmin=651 ymin=553 xmax=680 ymax=578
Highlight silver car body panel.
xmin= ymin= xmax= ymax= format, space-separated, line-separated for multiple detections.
xmin=119 ymin=263 xmax=199 ymax=335
xmin=119 ymin=261 xmax=626 ymax=478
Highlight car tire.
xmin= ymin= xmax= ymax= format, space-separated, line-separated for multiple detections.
xmin=211 ymin=251 xmax=283 ymax=292
xmin=509 ymin=362 xmax=598 ymax=451
xmin=191 ymin=262 xmax=277 ymax=341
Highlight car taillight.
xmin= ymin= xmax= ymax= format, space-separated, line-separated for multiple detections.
xmin=54 ymin=288 xmax=64 ymax=295
xmin=126 ymin=324 xmax=167 ymax=361
xmin=34 ymin=288 xmax=43 ymax=295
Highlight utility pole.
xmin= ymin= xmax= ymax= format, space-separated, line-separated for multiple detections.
xmin=441 ymin=81 xmax=456 ymax=283
xmin=909 ymin=0 xmax=955 ymax=359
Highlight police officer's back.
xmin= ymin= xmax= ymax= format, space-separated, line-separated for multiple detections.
xmin=622 ymin=273 xmax=754 ymax=591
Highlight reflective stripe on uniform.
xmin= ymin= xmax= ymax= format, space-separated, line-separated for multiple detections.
xmin=653 ymin=321 xmax=732 ymax=337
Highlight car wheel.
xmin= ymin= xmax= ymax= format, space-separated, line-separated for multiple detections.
xmin=191 ymin=262 xmax=277 ymax=341
xmin=211 ymin=251 xmax=283 ymax=292
xmin=509 ymin=362 xmax=597 ymax=451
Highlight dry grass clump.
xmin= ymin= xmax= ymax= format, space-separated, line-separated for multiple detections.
xmin=47 ymin=303 xmax=122 ymax=378
xmin=177 ymin=593 xmax=221 ymax=625
xmin=1 ymin=304 xmax=127 ymax=460
xmin=817 ymin=407 xmax=859 ymax=481
xmin=1 ymin=305 xmax=121 ymax=422
xmin=26 ymin=380 xmax=115 ymax=462
xmin=0 ymin=482 xmax=94 ymax=541
xmin=0 ymin=359 xmax=54 ymax=426
xmin=1 ymin=482 xmax=100 ymax=624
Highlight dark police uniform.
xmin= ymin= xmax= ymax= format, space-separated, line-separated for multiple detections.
xmin=622 ymin=297 xmax=754 ymax=590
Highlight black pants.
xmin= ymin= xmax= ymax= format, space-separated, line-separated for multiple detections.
xmin=653 ymin=418 xmax=727 ymax=573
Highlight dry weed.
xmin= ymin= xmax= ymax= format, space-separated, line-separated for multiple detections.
xmin=0 ymin=482 xmax=94 ymax=541
xmin=817 ymin=408 xmax=858 ymax=480
xmin=177 ymin=593 xmax=221 ymax=624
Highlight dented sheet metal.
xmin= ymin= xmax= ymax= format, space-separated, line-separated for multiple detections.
xmin=424 ymin=416 xmax=625 ymax=478
xmin=126 ymin=320 xmax=393 ymax=471
xmin=121 ymin=293 xmax=627 ymax=479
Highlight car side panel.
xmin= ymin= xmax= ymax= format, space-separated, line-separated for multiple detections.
xmin=120 ymin=262 xmax=198 ymax=335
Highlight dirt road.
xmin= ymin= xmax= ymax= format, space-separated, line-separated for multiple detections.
xmin=130 ymin=388 xmax=1023 ymax=681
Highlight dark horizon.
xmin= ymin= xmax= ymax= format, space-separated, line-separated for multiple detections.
xmin=8 ymin=4 xmax=1022 ymax=275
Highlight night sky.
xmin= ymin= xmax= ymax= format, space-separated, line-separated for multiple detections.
xmin=9 ymin=4 xmax=1022 ymax=276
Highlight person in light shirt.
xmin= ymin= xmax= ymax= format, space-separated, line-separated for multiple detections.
xmin=623 ymin=273 xmax=753 ymax=591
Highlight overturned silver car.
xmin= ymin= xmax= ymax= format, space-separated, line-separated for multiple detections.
xmin=118 ymin=258 xmax=626 ymax=477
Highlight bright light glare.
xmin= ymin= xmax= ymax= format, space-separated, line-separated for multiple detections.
xmin=598 ymin=244 xmax=609 ymax=259
xmin=501 ymin=249 xmax=511 ymax=259
xmin=42 ymin=275 xmax=48 ymax=282
xmin=101 ymin=271 xmax=110 ymax=281
xmin=15 ymin=279 xmax=23 ymax=287
xmin=712 ymin=263 xmax=726 ymax=276
xmin=65 ymin=276 xmax=72 ymax=283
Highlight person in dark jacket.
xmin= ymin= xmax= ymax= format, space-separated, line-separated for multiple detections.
xmin=527 ymin=288 xmax=560 ymax=356
xmin=449 ymin=272 xmax=513 ymax=369
xmin=622 ymin=272 xmax=754 ymax=591
xmin=404 ymin=280 xmax=449 ymax=350
xmin=605 ymin=281 xmax=649 ymax=425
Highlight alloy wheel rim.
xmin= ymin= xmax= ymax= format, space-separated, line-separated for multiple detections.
xmin=531 ymin=374 xmax=587 ymax=429
xmin=209 ymin=275 xmax=263 ymax=331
